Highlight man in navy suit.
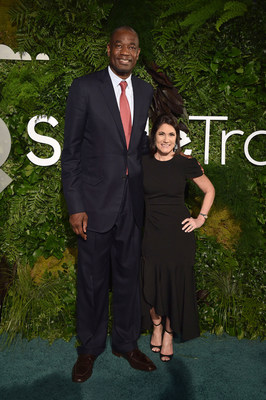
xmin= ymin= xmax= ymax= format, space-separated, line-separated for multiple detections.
xmin=62 ymin=26 xmax=156 ymax=382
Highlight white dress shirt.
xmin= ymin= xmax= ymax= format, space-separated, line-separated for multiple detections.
xmin=108 ymin=66 xmax=134 ymax=124
xmin=108 ymin=65 xmax=149 ymax=134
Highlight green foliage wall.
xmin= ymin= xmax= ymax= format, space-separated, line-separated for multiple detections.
xmin=0 ymin=0 xmax=265 ymax=344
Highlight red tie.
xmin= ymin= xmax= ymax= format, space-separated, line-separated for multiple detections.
xmin=119 ymin=81 xmax=132 ymax=149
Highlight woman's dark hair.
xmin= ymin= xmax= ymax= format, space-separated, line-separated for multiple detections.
xmin=149 ymin=114 xmax=180 ymax=155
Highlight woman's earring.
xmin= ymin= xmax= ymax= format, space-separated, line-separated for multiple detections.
xmin=174 ymin=144 xmax=178 ymax=152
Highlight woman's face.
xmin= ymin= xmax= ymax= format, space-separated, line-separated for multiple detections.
xmin=155 ymin=123 xmax=177 ymax=157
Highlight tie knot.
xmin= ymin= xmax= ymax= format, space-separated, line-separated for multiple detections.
xmin=120 ymin=81 xmax=127 ymax=92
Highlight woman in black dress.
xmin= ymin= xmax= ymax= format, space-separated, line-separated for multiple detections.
xmin=141 ymin=114 xmax=215 ymax=362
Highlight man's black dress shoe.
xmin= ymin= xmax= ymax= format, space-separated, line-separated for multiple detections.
xmin=72 ymin=354 xmax=97 ymax=383
xmin=112 ymin=348 xmax=156 ymax=371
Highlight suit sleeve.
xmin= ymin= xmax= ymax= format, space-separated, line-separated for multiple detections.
xmin=61 ymin=78 xmax=87 ymax=215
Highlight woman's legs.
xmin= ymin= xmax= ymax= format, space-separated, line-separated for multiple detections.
xmin=150 ymin=307 xmax=163 ymax=352
xmin=161 ymin=317 xmax=173 ymax=362
xmin=150 ymin=309 xmax=174 ymax=361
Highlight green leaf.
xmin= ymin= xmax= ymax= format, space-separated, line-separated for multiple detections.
xmin=23 ymin=164 xmax=35 ymax=177
xmin=210 ymin=62 xmax=219 ymax=73
xmin=236 ymin=67 xmax=244 ymax=74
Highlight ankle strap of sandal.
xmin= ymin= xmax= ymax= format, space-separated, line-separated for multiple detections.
xmin=152 ymin=320 xmax=162 ymax=327
xmin=165 ymin=329 xmax=173 ymax=335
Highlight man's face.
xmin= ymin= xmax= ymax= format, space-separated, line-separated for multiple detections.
xmin=107 ymin=29 xmax=140 ymax=79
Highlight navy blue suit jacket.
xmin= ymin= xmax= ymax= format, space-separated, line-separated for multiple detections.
xmin=61 ymin=68 xmax=153 ymax=232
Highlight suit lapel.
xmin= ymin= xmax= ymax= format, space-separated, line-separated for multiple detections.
xmin=130 ymin=75 xmax=142 ymax=149
xmin=99 ymin=69 xmax=127 ymax=147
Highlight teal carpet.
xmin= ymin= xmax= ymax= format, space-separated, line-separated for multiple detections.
xmin=0 ymin=334 xmax=265 ymax=400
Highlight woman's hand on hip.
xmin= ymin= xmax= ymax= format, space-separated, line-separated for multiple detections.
xmin=181 ymin=215 xmax=205 ymax=233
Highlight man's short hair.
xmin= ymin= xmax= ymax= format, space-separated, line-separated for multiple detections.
xmin=110 ymin=26 xmax=139 ymax=43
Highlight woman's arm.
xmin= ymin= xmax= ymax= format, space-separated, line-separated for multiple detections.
xmin=182 ymin=174 xmax=215 ymax=233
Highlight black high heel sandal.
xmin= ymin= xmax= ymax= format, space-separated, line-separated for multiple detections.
xmin=160 ymin=329 xmax=174 ymax=362
xmin=150 ymin=320 xmax=163 ymax=353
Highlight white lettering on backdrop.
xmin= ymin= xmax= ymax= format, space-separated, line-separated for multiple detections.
xmin=0 ymin=115 xmax=265 ymax=192
xmin=26 ymin=116 xmax=61 ymax=166
xmin=0 ymin=118 xmax=12 ymax=193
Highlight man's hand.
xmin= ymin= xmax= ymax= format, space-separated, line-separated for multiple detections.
xmin=69 ymin=212 xmax=88 ymax=240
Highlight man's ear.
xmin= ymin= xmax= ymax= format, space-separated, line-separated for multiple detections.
xmin=107 ymin=43 xmax=110 ymax=56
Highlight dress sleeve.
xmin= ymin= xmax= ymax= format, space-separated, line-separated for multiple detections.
xmin=184 ymin=157 xmax=204 ymax=179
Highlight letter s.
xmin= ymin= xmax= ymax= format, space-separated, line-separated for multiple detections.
xmin=27 ymin=115 xmax=61 ymax=166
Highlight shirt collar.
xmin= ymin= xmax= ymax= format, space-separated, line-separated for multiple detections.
xmin=108 ymin=65 xmax=132 ymax=89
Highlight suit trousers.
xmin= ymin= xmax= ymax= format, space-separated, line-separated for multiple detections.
xmin=76 ymin=179 xmax=142 ymax=356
